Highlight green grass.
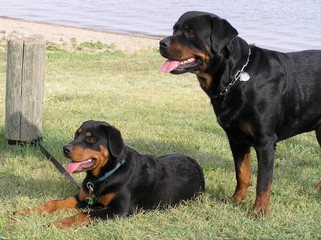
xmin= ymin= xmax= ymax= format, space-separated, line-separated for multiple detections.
xmin=0 ymin=37 xmax=320 ymax=239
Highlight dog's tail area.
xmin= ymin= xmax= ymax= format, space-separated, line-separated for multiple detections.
xmin=186 ymin=156 xmax=206 ymax=194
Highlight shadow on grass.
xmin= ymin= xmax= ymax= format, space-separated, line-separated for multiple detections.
xmin=1 ymin=172 xmax=79 ymax=200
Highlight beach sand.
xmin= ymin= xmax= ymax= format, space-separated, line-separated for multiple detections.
xmin=0 ymin=17 xmax=160 ymax=52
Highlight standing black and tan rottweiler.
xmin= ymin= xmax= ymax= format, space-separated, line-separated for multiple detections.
xmin=159 ymin=11 xmax=321 ymax=217
xmin=15 ymin=120 xmax=205 ymax=227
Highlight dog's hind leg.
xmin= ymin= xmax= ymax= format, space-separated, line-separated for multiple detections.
xmin=315 ymin=126 xmax=321 ymax=192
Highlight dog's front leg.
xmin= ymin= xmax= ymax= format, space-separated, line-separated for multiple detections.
xmin=250 ymin=139 xmax=276 ymax=217
xmin=229 ymin=139 xmax=252 ymax=204
xmin=15 ymin=188 xmax=88 ymax=215
xmin=89 ymin=195 xmax=129 ymax=220
xmin=51 ymin=192 xmax=126 ymax=228
xmin=51 ymin=205 xmax=127 ymax=228
xmin=49 ymin=212 xmax=93 ymax=228
xmin=14 ymin=196 xmax=80 ymax=215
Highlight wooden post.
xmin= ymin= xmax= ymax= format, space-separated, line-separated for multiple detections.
xmin=5 ymin=32 xmax=45 ymax=144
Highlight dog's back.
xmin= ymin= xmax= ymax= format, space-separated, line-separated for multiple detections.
xmin=268 ymin=49 xmax=321 ymax=140
xmin=155 ymin=154 xmax=205 ymax=204
xmin=131 ymin=152 xmax=205 ymax=210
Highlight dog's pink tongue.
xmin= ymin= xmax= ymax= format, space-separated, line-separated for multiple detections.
xmin=66 ymin=161 xmax=83 ymax=173
xmin=161 ymin=60 xmax=180 ymax=73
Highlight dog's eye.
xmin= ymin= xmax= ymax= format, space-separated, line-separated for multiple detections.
xmin=86 ymin=137 xmax=96 ymax=143
xmin=185 ymin=29 xmax=194 ymax=37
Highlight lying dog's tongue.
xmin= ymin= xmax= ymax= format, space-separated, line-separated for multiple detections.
xmin=161 ymin=60 xmax=180 ymax=73
xmin=66 ymin=159 xmax=94 ymax=173
xmin=66 ymin=161 xmax=83 ymax=173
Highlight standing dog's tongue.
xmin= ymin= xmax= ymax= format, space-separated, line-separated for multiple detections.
xmin=161 ymin=60 xmax=180 ymax=73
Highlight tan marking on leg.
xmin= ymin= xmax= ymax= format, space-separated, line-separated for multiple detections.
xmin=232 ymin=151 xmax=252 ymax=204
xmin=15 ymin=196 xmax=78 ymax=215
xmin=249 ymin=184 xmax=271 ymax=218
xmin=50 ymin=212 xmax=94 ymax=228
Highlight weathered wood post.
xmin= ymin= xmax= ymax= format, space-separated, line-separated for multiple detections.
xmin=5 ymin=32 xmax=45 ymax=144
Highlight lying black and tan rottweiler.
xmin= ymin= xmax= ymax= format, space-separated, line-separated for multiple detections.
xmin=15 ymin=120 xmax=205 ymax=227
xmin=159 ymin=11 xmax=321 ymax=217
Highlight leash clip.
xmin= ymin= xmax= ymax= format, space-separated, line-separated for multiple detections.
xmin=86 ymin=181 xmax=96 ymax=206
xmin=86 ymin=181 xmax=94 ymax=192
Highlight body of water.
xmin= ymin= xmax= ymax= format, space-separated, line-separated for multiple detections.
xmin=1 ymin=0 xmax=320 ymax=51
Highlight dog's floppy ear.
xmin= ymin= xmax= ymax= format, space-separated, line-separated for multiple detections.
xmin=210 ymin=15 xmax=238 ymax=52
xmin=101 ymin=122 xmax=125 ymax=158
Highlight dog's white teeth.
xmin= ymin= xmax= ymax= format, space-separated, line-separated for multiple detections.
xmin=180 ymin=58 xmax=195 ymax=65
xmin=88 ymin=159 xmax=93 ymax=162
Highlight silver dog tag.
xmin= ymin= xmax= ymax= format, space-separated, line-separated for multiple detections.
xmin=240 ymin=72 xmax=250 ymax=81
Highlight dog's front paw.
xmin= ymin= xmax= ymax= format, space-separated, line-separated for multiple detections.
xmin=48 ymin=219 xmax=73 ymax=229
xmin=49 ymin=213 xmax=93 ymax=229
xmin=13 ymin=208 xmax=31 ymax=215
xmin=248 ymin=203 xmax=268 ymax=218
xmin=14 ymin=206 xmax=49 ymax=216
xmin=231 ymin=187 xmax=249 ymax=204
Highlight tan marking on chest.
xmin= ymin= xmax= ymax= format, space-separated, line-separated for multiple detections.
xmin=99 ymin=192 xmax=116 ymax=207
xmin=196 ymin=72 xmax=213 ymax=89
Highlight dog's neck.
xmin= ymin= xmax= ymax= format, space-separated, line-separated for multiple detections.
xmin=226 ymin=37 xmax=252 ymax=75
xmin=215 ymin=47 xmax=252 ymax=98
xmin=199 ymin=37 xmax=251 ymax=99
xmin=87 ymin=158 xmax=126 ymax=189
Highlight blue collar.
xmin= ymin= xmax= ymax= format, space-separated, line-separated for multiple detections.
xmin=87 ymin=158 xmax=126 ymax=190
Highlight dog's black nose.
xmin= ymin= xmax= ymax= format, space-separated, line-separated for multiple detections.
xmin=63 ymin=144 xmax=73 ymax=154
xmin=160 ymin=38 xmax=170 ymax=48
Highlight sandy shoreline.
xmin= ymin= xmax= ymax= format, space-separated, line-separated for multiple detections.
xmin=0 ymin=17 xmax=160 ymax=52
